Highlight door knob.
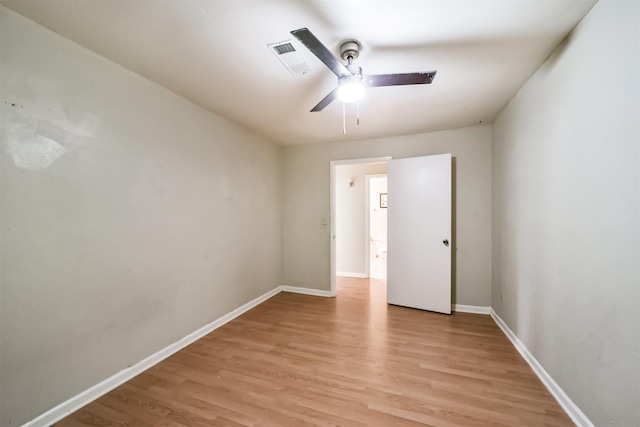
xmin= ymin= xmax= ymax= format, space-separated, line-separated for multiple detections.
xmin=443 ymin=239 xmax=449 ymax=247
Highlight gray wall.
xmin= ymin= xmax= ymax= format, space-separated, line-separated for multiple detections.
xmin=283 ymin=124 xmax=493 ymax=307
xmin=491 ymin=1 xmax=639 ymax=425
xmin=0 ymin=7 xmax=282 ymax=426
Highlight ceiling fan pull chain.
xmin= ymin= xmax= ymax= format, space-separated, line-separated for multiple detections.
xmin=357 ymin=102 xmax=360 ymax=126
xmin=343 ymin=103 xmax=347 ymax=135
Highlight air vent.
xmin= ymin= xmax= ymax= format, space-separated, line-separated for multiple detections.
xmin=268 ymin=40 xmax=312 ymax=75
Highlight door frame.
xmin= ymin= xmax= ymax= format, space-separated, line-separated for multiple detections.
xmin=330 ymin=157 xmax=392 ymax=296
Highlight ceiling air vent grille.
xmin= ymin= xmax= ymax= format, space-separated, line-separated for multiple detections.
xmin=268 ymin=40 xmax=311 ymax=75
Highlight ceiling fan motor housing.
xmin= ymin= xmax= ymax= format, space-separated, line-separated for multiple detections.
xmin=345 ymin=64 xmax=363 ymax=79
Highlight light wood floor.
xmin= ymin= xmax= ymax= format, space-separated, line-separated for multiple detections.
xmin=54 ymin=277 xmax=573 ymax=426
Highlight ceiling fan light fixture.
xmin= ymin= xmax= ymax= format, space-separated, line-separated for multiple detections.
xmin=337 ymin=78 xmax=365 ymax=103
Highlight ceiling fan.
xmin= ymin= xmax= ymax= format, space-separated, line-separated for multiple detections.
xmin=291 ymin=28 xmax=437 ymax=112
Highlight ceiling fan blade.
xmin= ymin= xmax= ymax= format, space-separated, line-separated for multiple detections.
xmin=310 ymin=88 xmax=338 ymax=112
xmin=364 ymin=71 xmax=437 ymax=87
xmin=291 ymin=28 xmax=351 ymax=78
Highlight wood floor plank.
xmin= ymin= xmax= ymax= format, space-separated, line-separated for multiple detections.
xmin=52 ymin=277 xmax=573 ymax=426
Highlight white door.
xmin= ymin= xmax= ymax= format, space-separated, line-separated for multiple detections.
xmin=387 ymin=154 xmax=452 ymax=314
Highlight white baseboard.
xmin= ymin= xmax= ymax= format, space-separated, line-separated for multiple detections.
xmin=21 ymin=286 xmax=282 ymax=427
xmin=336 ymin=271 xmax=368 ymax=278
xmin=279 ymin=285 xmax=333 ymax=297
xmin=490 ymin=309 xmax=593 ymax=427
xmin=452 ymin=304 xmax=491 ymax=314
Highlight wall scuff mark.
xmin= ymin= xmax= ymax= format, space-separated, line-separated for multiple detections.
xmin=1 ymin=95 xmax=100 ymax=171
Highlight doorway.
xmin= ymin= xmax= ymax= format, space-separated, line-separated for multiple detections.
xmin=331 ymin=154 xmax=453 ymax=315
xmin=330 ymin=157 xmax=391 ymax=296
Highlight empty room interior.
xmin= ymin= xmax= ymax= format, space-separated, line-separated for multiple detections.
xmin=1 ymin=1 xmax=638 ymax=426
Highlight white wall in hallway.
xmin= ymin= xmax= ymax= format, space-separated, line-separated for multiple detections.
xmin=368 ymin=175 xmax=388 ymax=279
xmin=369 ymin=175 xmax=388 ymax=246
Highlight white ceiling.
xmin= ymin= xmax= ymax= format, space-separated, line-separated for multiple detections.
xmin=2 ymin=0 xmax=596 ymax=145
